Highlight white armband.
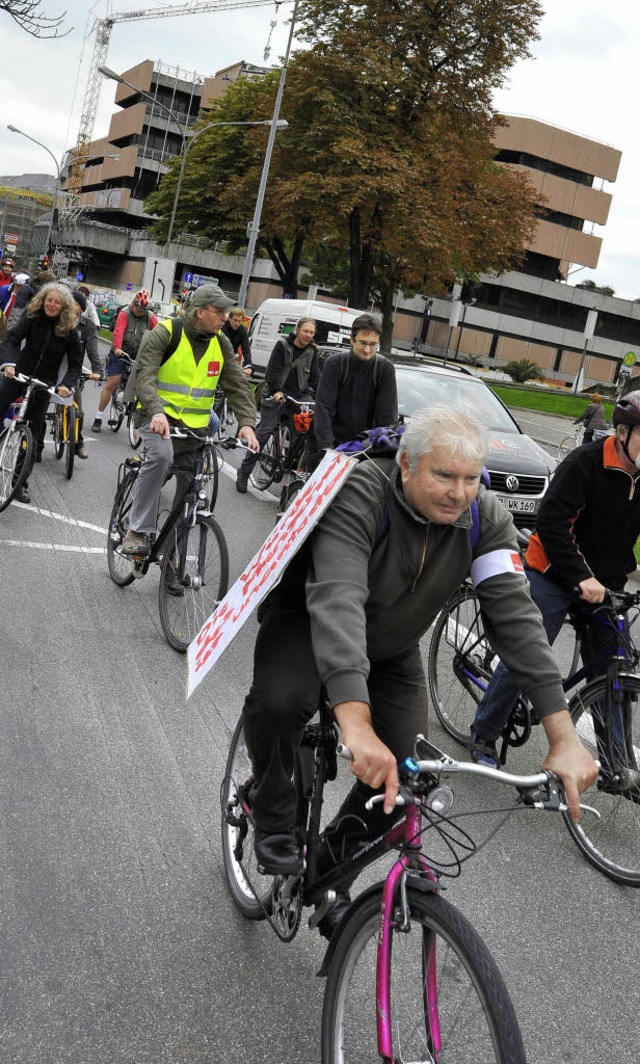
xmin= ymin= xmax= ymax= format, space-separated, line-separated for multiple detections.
xmin=470 ymin=549 xmax=525 ymax=587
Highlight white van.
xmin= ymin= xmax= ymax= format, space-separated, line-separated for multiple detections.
xmin=247 ymin=299 xmax=367 ymax=371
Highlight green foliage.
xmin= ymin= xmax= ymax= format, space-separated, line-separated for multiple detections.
xmin=503 ymin=359 xmax=545 ymax=384
xmin=489 ymin=384 xmax=614 ymax=420
xmin=146 ymin=0 xmax=544 ymax=334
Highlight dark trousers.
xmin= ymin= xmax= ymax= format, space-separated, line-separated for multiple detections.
xmin=0 ymin=377 xmax=49 ymax=476
xmin=242 ymin=600 xmax=428 ymax=836
xmin=238 ymin=400 xmax=282 ymax=475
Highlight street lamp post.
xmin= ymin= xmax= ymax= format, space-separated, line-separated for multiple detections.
xmin=7 ymin=124 xmax=61 ymax=255
xmin=237 ymin=0 xmax=300 ymax=308
xmin=98 ymin=66 xmax=287 ymax=263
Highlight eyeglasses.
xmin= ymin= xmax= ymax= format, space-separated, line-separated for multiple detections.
xmin=354 ymin=340 xmax=378 ymax=350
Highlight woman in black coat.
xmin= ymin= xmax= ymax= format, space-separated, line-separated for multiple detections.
xmin=0 ymin=283 xmax=83 ymax=502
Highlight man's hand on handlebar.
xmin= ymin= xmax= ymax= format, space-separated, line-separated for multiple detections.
xmin=150 ymin=412 xmax=171 ymax=439
xmin=238 ymin=425 xmax=259 ymax=452
xmin=577 ymin=576 xmax=606 ymax=604
xmin=56 ymin=386 xmax=71 ymax=398
xmin=334 ymin=700 xmax=399 ymax=814
xmin=540 ymin=710 xmax=598 ymax=822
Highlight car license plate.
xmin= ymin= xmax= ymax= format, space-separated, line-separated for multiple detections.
xmin=496 ymin=496 xmax=536 ymax=513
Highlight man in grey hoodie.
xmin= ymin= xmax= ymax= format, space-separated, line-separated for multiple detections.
xmin=241 ymin=405 xmax=597 ymax=934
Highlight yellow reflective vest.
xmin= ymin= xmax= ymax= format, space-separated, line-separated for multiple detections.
xmin=154 ymin=319 xmax=223 ymax=428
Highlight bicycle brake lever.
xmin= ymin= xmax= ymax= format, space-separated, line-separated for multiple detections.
xmin=518 ymin=770 xmax=566 ymax=812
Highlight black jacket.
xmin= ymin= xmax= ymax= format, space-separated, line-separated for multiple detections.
xmin=263 ymin=336 xmax=320 ymax=401
xmin=0 ymin=307 xmax=83 ymax=389
xmin=221 ymin=321 xmax=252 ymax=367
xmin=526 ymin=436 xmax=640 ymax=592
xmin=314 ymin=350 xmax=398 ymax=448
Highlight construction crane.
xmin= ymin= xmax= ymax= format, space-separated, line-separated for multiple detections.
xmin=68 ymin=0 xmax=278 ymax=192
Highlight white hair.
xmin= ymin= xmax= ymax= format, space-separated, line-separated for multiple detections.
xmin=397 ymin=405 xmax=486 ymax=472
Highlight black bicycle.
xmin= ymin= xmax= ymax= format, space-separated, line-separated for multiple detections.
xmin=427 ymin=581 xmax=640 ymax=885
xmin=0 ymin=370 xmax=60 ymax=511
xmin=106 ymin=428 xmax=228 ymax=651
xmin=249 ymin=396 xmax=316 ymax=509
xmin=221 ymin=702 xmax=594 ymax=1064
xmin=109 ymin=352 xmax=135 ymax=434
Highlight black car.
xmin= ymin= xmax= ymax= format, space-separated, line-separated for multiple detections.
xmin=392 ymin=358 xmax=556 ymax=528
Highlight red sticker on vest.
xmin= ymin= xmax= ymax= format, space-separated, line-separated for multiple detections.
xmin=207 ymin=361 xmax=221 ymax=377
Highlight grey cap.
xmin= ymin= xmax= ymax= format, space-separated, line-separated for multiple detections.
xmin=189 ymin=284 xmax=235 ymax=311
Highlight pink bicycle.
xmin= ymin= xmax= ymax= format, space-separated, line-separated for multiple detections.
xmin=221 ymin=704 xmax=576 ymax=1062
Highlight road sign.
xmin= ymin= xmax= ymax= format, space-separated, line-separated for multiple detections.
xmin=623 ymin=351 xmax=637 ymax=367
xmin=125 ymin=282 xmax=133 ymax=291
xmin=183 ymin=271 xmax=194 ymax=283
xmin=75 ymin=271 xmax=84 ymax=282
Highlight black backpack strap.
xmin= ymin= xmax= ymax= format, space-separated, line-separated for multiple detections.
xmin=160 ymin=318 xmax=183 ymax=366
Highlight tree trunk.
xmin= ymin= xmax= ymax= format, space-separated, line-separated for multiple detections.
xmin=262 ymin=231 xmax=307 ymax=298
xmin=377 ymin=280 xmax=396 ymax=356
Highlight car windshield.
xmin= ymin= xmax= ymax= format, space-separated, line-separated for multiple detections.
xmin=395 ymin=366 xmax=520 ymax=434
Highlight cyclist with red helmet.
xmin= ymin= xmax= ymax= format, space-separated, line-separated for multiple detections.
xmin=471 ymin=390 xmax=640 ymax=775
xmin=92 ymin=289 xmax=157 ymax=432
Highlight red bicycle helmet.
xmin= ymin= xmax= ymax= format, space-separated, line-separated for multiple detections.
xmin=612 ymin=390 xmax=640 ymax=426
xmin=133 ymin=288 xmax=150 ymax=309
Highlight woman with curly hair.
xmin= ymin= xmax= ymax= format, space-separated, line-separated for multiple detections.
xmin=0 ymin=283 xmax=83 ymax=502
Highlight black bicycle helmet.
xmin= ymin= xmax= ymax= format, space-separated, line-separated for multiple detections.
xmin=612 ymin=390 xmax=640 ymax=426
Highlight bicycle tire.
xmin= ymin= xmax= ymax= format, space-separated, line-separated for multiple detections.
xmin=158 ymin=513 xmax=229 ymax=652
xmin=0 ymin=424 xmax=33 ymax=513
xmin=220 ymin=716 xmax=274 ymax=920
xmin=557 ymin=436 xmax=575 ymax=462
xmin=276 ymin=478 xmax=304 ymax=521
xmin=109 ymin=387 xmax=126 ymax=432
xmin=64 ymin=406 xmax=76 ymax=480
xmin=53 ymin=405 xmax=65 ymax=459
xmin=565 ymin=673 xmax=640 ymax=886
xmin=249 ymin=432 xmax=279 ymax=491
xmin=427 ymin=584 xmax=497 ymax=745
xmin=106 ymin=472 xmax=138 ymax=586
xmin=321 ymin=885 xmax=527 ymax=1064
xmin=202 ymin=444 xmax=219 ymax=512
xmin=127 ymin=407 xmax=141 ymax=449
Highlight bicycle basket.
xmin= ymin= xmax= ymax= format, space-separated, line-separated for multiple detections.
xmin=293 ymin=412 xmax=314 ymax=434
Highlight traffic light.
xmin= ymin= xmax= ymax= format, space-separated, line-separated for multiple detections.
xmin=38 ymin=254 xmax=50 ymax=270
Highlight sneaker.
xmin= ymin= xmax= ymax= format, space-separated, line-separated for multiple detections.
xmin=235 ymin=470 xmax=248 ymax=494
xmin=91 ymin=418 xmax=102 ymax=433
xmin=316 ymin=891 xmax=352 ymax=941
xmin=469 ymin=728 xmax=499 ymax=769
xmin=121 ymin=529 xmax=150 ymax=556
xmin=75 ymin=444 xmax=88 ymax=459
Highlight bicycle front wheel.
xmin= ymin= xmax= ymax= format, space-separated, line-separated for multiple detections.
xmin=64 ymin=406 xmax=76 ymax=480
xmin=322 ymin=886 xmax=526 ymax=1064
xmin=0 ymin=424 xmax=33 ymax=513
xmin=220 ymin=716 xmax=273 ymax=920
xmin=106 ymin=472 xmax=137 ymax=586
xmin=427 ymin=584 xmax=497 ymax=744
xmin=249 ymin=432 xmax=278 ymax=490
xmin=202 ymin=444 xmax=219 ymax=512
xmin=127 ymin=407 xmax=141 ymax=449
xmin=159 ymin=513 xmax=229 ymax=652
xmin=276 ymin=477 xmax=304 ymax=522
xmin=52 ymin=406 xmax=65 ymax=459
xmin=565 ymin=673 xmax=640 ymax=886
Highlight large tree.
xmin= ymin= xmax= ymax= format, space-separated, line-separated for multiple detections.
xmin=1 ymin=0 xmax=67 ymax=37
xmin=147 ymin=0 xmax=544 ymax=347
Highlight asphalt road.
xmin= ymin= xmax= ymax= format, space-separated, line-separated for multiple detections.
xmin=1 ymin=385 xmax=638 ymax=1064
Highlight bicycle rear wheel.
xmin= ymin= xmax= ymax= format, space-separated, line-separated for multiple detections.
xmin=427 ymin=584 xmax=497 ymax=744
xmin=220 ymin=716 xmax=273 ymax=920
xmin=159 ymin=513 xmax=229 ymax=652
xmin=106 ymin=472 xmax=137 ymax=586
xmin=64 ymin=406 xmax=76 ymax=480
xmin=0 ymin=424 xmax=33 ymax=512
xmin=322 ymin=886 xmax=526 ymax=1064
xmin=52 ymin=406 xmax=65 ymax=459
xmin=249 ymin=432 xmax=278 ymax=490
xmin=565 ymin=673 xmax=640 ymax=886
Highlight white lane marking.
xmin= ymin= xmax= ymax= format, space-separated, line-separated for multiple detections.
xmin=12 ymin=501 xmax=108 ymax=534
xmin=0 ymin=540 xmax=107 ymax=554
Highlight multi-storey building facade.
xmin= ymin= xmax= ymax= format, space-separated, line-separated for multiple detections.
xmin=53 ymin=60 xmax=637 ymax=387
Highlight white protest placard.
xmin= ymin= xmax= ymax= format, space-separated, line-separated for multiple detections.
xmin=186 ymin=450 xmax=356 ymax=698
